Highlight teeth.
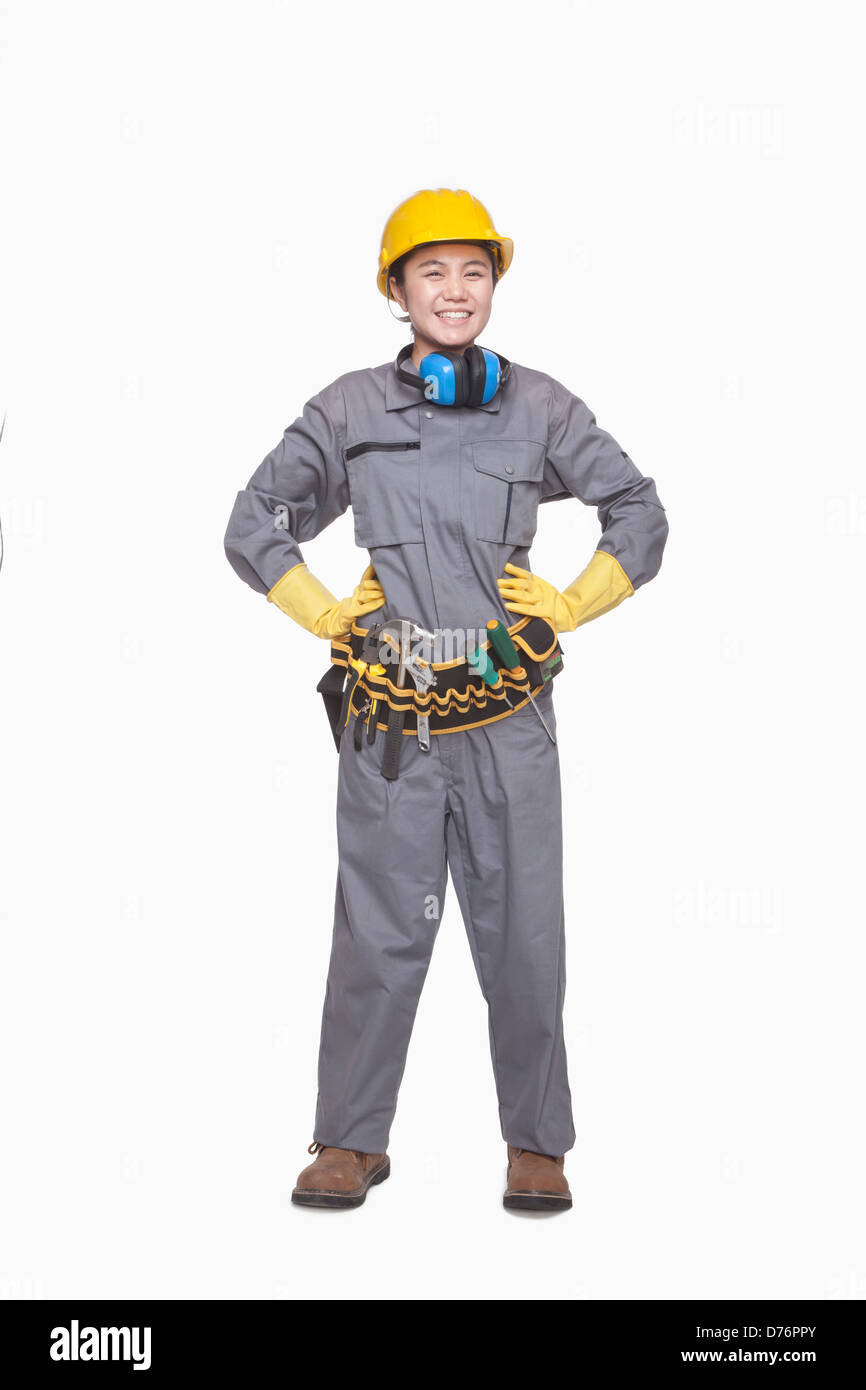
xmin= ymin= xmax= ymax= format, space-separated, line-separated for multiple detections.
xmin=437 ymin=312 xmax=470 ymax=319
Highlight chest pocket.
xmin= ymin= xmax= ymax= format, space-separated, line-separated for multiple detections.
xmin=472 ymin=440 xmax=546 ymax=546
xmin=344 ymin=440 xmax=424 ymax=548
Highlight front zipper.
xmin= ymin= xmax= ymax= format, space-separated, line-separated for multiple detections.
xmin=344 ymin=439 xmax=421 ymax=461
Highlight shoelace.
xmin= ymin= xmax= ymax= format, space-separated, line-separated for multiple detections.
xmin=307 ymin=1141 xmax=370 ymax=1169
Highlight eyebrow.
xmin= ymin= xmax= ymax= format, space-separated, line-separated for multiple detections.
xmin=415 ymin=257 xmax=489 ymax=269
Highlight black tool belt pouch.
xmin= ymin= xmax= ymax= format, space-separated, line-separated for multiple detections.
xmin=317 ymin=614 xmax=564 ymax=751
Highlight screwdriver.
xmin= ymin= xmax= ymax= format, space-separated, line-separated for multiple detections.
xmin=466 ymin=643 xmax=508 ymax=695
xmin=339 ymin=655 xmax=368 ymax=731
xmin=366 ymin=663 xmax=386 ymax=744
xmin=485 ymin=620 xmax=556 ymax=745
xmin=466 ymin=640 xmax=537 ymax=730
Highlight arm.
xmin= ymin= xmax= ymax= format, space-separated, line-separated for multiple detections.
xmin=224 ymin=382 xmax=383 ymax=637
xmin=499 ymin=380 xmax=669 ymax=630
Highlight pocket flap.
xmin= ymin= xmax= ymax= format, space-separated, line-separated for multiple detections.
xmin=471 ymin=440 xmax=546 ymax=483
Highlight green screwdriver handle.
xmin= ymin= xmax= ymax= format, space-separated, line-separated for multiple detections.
xmin=467 ymin=645 xmax=501 ymax=688
xmin=486 ymin=620 xmax=522 ymax=670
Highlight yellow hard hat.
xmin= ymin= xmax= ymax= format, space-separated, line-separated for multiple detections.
xmin=377 ymin=188 xmax=513 ymax=297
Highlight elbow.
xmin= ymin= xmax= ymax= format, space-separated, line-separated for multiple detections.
xmin=224 ymin=489 xmax=272 ymax=594
xmin=657 ymin=507 xmax=670 ymax=559
xmin=224 ymin=527 xmax=269 ymax=596
xmin=628 ymin=506 xmax=669 ymax=590
xmin=223 ymin=517 xmax=244 ymax=577
xmin=645 ymin=507 xmax=669 ymax=585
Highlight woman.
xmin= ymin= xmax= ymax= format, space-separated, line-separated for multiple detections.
xmin=224 ymin=188 xmax=668 ymax=1212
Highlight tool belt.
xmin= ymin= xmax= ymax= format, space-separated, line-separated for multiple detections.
xmin=316 ymin=613 xmax=564 ymax=753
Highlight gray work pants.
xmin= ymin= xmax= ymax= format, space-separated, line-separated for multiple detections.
xmin=313 ymin=685 xmax=576 ymax=1156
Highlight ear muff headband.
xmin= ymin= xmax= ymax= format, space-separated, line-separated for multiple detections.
xmin=465 ymin=346 xmax=485 ymax=407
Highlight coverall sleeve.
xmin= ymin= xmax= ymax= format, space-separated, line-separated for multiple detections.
xmin=541 ymin=379 xmax=669 ymax=589
xmin=224 ymin=380 xmax=350 ymax=595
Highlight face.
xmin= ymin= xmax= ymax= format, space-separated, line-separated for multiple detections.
xmin=389 ymin=242 xmax=495 ymax=361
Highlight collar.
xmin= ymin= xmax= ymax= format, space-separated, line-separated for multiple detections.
xmin=385 ymin=344 xmax=503 ymax=413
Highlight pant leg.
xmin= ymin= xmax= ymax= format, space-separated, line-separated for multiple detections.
xmin=313 ymin=716 xmax=450 ymax=1153
xmin=440 ymin=687 xmax=576 ymax=1155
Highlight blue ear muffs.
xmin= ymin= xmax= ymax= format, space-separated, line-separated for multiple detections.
xmin=464 ymin=346 xmax=488 ymax=406
xmin=421 ymin=349 xmax=465 ymax=406
xmin=396 ymin=342 xmax=511 ymax=407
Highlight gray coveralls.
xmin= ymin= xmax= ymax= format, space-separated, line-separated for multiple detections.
xmin=225 ymin=351 xmax=668 ymax=1156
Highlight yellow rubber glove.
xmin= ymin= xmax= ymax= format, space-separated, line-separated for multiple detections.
xmin=267 ymin=561 xmax=385 ymax=639
xmin=497 ymin=550 xmax=634 ymax=633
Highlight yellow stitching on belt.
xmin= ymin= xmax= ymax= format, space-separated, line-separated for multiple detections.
xmin=363 ymin=685 xmax=547 ymax=735
xmin=351 ymin=662 xmax=528 ymax=706
xmin=511 ymin=628 xmax=559 ymax=662
xmin=358 ymin=688 xmax=525 ymax=723
xmin=336 ymin=616 xmax=555 ymax=728
xmin=351 ymin=665 xmax=531 ymax=715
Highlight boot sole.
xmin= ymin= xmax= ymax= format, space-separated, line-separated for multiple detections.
xmin=291 ymin=1158 xmax=390 ymax=1209
xmin=503 ymin=1190 xmax=572 ymax=1212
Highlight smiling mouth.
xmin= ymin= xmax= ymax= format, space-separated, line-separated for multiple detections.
xmin=435 ymin=310 xmax=472 ymax=321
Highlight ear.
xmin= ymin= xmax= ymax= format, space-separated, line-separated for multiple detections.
xmin=388 ymin=275 xmax=407 ymax=312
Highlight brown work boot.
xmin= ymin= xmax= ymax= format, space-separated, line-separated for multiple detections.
xmin=503 ymin=1144 xmax=572 ymax=1212
xmin=291 ymin=1141 xmax=390 ymax=1209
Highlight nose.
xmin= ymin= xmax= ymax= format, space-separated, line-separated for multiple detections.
xmin=441 ymin=272 xmax=469 ymax=302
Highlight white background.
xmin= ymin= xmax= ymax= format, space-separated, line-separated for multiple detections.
xmin=1 ymin=0 xmax=863 ymax=1301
